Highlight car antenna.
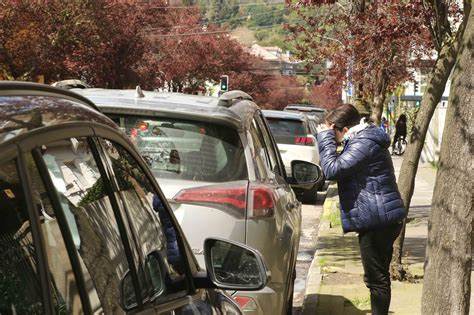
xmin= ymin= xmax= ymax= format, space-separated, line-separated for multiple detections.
xmin=136 ymin=85 xmax=145 ymax=98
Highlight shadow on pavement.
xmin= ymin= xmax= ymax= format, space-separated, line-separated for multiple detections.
xmin=304 ymin=293 xmax=372 ymax=314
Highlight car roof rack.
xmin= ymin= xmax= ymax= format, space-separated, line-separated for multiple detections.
xmin=51 ymin=79 xmax=91 ymax=89
xmin=0 ymin=81 xmax=99 ymax=111
xmin=217 ymin=90 xmax=253 ymax=107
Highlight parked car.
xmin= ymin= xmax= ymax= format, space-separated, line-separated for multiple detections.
xmin=0 ymin=82 xmax=273 ymax=315
xmin=262 ymin=110 xmax=323 ymax=203
xmin=284 ymin=104 xmax=326 ymax=124
xmin=74 ymin=88 xmax=323 ymax=314
xmin=51 ymin=79 xmax=90 ymax=89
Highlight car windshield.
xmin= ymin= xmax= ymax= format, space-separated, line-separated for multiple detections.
xmin=266 ymin=118 xmax=308 ymax=145
xmin=109 ymin=115 xmax=247 ymax=182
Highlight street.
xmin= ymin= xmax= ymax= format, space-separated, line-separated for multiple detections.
xmin=292 ymin=193 xmax=326 ymax=314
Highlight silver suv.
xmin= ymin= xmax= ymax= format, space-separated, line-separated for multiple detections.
xmin=74 ymin=88 xmax=322 ymax=314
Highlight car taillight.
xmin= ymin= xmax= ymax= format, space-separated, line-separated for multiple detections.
xmin=173 ymin=185 xmax=247 ymax=210
xmin=172 ymin=182 xmax=275 ymax=219
xmin=233 ymin=296 xmax=257 ymax=310
xmin=295 ymin=136 xmax=315 ymax=146
xmin=248 ymin=185 xmax=275 ymax=218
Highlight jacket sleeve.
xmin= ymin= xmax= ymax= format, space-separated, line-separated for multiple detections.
xmin=317 ymin=130 xmax=372 ymax=180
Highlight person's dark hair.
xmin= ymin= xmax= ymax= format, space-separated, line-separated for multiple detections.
xmin=325 ymin=104 xmax=361 ymax=130
xmin=397 ymin=114 xmax=407 ymax=123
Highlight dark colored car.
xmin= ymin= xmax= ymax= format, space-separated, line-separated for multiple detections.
xmin=0 ymin=82 xmax=270 ymax=315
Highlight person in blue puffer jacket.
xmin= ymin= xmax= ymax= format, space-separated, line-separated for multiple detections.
xmin=316 ymin=104 xmax=406 ymax=315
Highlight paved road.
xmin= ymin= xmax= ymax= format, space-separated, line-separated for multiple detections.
xmin=292 ymin=192 xmax=326 ymax=314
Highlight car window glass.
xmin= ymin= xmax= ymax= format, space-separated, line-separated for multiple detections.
xmin=266 ymin=118 xmax=307 ymax=145
xmin=41 ymin=137 xmax=132 ymax=314
xmin=0 ymin=159 xmax=44 ymax=314
xmin=99 ymin=139 xmax=188 ymax=303
xmin=248 ymin=122 xmax=269 ymax=180
xmin=23 ymin=154 xmax=87 ymax=314
xmin=255 ymin=115 xmax=281 ymax=176
xmin=110 ymin=115 xmax=247 ymax=183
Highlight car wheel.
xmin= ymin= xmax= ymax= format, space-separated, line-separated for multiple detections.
xmin=286 ymin=268 xmax=296 ymax=315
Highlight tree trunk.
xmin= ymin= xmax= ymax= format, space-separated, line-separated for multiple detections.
xmin=421 ymin=5 xmax=473 ymax=312
xmin=371 ymin=72 xmax=389 ymax=125
xmin=389 ymin=8 xmax=469 ymax=280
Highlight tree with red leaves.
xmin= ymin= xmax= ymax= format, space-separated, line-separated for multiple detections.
xmin=308 ymin=81 xmax=342 ymax=109
xmin=255 ymin=75 xmax=305 ymax=109
xmin=149 ymin=7 xmax=260 ymax=93
xmin=0 ymin=0 xmax=169 ymax=88
xmin=289 ymin=0 xmax=433 ymax=124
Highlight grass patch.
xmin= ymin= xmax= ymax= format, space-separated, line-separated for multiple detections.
xmin=348 ymin=296 xmax=371 ymax=309
xmin=429 ymin=160 xmax=439 ymax=170
xmin=323 ymin=201 xmax=341 ymax=228
xmin=318 ymin=257 xmax=328 ymax=268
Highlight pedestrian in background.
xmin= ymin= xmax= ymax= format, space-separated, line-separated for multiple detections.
xmin=392 ymin=114 xmax=407 ymax=151
xmin=380 ymin=116 xmax=389 ymax=133
xmin=316 ymin=104 xmax=406 ymax=315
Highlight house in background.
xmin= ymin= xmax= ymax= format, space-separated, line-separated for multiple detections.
xmin=247 ymin=44 xmax=302 ymax=76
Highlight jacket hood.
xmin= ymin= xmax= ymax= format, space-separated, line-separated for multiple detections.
xmin=353 ymin=124 xmax=391 ymax=148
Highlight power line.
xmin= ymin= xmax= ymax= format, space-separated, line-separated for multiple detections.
xmin=149 ymin=29 xmax=229 ymax=37
xmin=147 ymin=22 xmax=284 ymax=38
xmin=146 ymin=8 xmax=287 ymax=33
xmin=145 ymin=2 xmax=286 ymax=10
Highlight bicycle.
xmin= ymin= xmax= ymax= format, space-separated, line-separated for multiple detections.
xmin=392 ymin=138 xmax=407 ymax=155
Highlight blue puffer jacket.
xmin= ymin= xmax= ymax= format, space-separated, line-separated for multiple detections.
xmin=317 ymin=125 xmax=406 ymax=233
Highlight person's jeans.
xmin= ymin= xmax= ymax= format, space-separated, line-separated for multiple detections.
xmin=358 ymin=223 xmax=402 ymax=315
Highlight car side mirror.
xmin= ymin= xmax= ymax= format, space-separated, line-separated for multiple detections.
xmin=204 ymin=238 xmax=269 ymax=291
xmin=291 ymin=160 xmax=322 ymax=185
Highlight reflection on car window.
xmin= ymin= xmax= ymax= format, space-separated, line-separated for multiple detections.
xmin=100 ymin=139 xmax=188 ymax=303
xmin=211 ymin=241 xmax=262 ymax=287
xmin=0 ymin=159 xmax=43 ymax=314
xmin=25 ymin=154 xmax=86 ymax=314
xmin=248 ymin=121 xmax=270 ymax=180
xmin=254 ymin=116 xmax=280 ymax=176
xmin=41 ymin=137 xmax=131 ymax=314
xmin=109 ymin=115 xmax=247 ymax=182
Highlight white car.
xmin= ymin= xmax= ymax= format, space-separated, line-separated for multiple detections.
xmin=74 ymin=88 xmax=323 ymax=315
xmin=263 ymin=110 xmax=322 ymax=203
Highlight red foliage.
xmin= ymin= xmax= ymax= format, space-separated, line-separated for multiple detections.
xmin=0 ymin=1 xmax=169 ymax=87
xmin=308 ymin=81 xmax=342 ymax=110
xmin=255 ymin=75 xmax=305 ymax=110
xmin=290 ymin=0 xmax=434 ymax=99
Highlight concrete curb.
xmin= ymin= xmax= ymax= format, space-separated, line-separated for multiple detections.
xmin=301 ymin=250 xmax=322 ymax=314
xmin=301 ymin=182 xmax=338 ymax=314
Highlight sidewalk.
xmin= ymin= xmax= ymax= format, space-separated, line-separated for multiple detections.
xmin=302 ymin=156 xmax=435 ymax=315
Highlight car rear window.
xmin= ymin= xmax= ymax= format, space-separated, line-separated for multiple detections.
xmin=266 ymin=118 xmax=309 ymax=145
xmin=109 ymin=115 xmax=247 ymax=182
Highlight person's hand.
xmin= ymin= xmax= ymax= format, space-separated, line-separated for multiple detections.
xmin=316 ymin=123 xmax=334 ymax=133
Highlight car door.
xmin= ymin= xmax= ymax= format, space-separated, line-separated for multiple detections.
xmin=11 ymin=127 xmax=232 ymax=315
xmin=246 ymin=113 xmax=300 ymax=292
xmin=254 ymin=112 xmax=301 ymax=270
xmin=94 ymin=135 xmax=235 ymax=315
